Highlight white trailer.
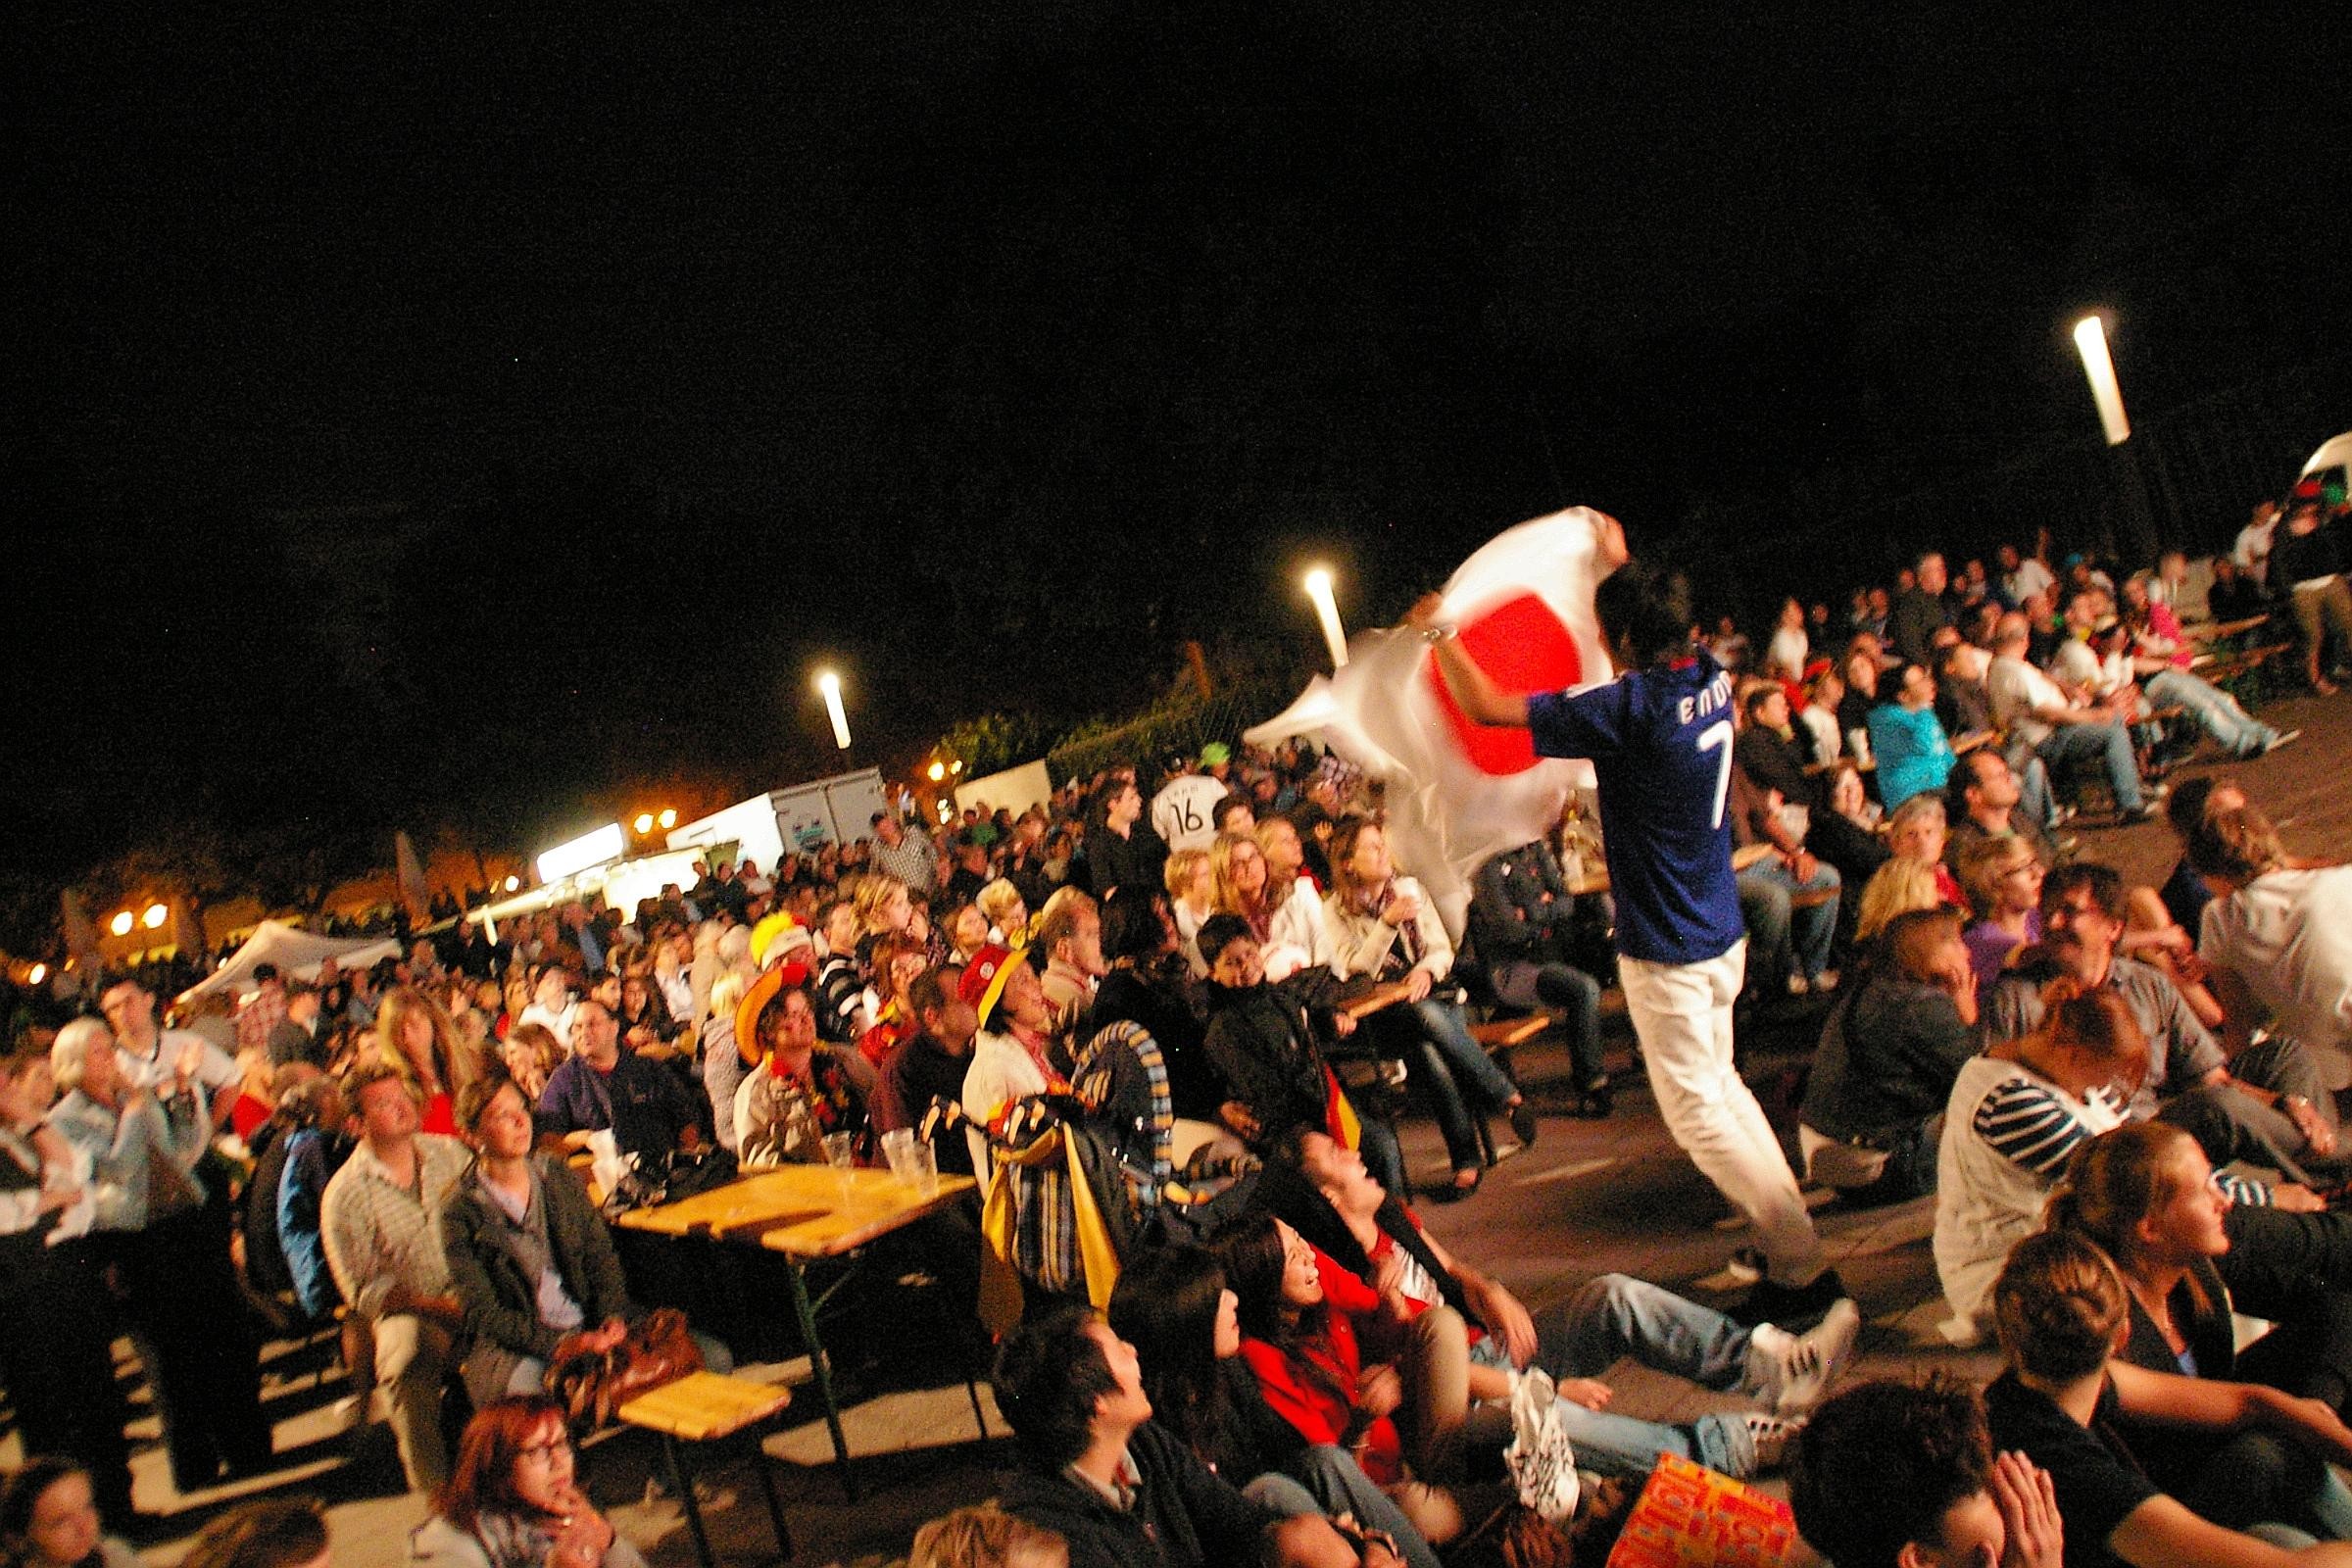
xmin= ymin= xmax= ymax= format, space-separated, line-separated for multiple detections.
xmin=665 ymin=767 xmax=890 ymax=870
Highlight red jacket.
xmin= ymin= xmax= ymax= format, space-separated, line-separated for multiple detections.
xmin=1239 ymin=1248 xmax=1403 ymax=1484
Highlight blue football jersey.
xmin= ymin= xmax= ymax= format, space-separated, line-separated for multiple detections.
xmin=1526 ymin=653 xmax=1744 ymax=964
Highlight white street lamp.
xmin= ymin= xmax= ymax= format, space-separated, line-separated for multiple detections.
xmin=2072 ymin=315 xmax=2131 ymax=446
xmin=1302 ymin=566 xmax=1348 ymax=669
xmin=815 ymin=669 xmax=852 ymax=750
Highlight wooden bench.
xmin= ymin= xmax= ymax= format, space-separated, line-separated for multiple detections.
xmin=618 ymin=1371 xmax=796 ymax=1568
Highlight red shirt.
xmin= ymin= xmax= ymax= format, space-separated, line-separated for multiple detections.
xmin=1238 ymin=1277 xmax=1403 ymax=1484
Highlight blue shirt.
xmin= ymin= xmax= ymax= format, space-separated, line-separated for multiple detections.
xmin=1866 ymin=701 xmax=1955 ymax=812
xmin=1527 ymin=654 xmax=1744 ymax=964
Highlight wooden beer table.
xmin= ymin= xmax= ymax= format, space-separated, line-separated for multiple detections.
xmin=615 ymin=1165 xmax=978 ymax=1498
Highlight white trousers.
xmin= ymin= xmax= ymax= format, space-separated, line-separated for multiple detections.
xmin=1618 ymin=941 xmax=1824 ymax=1287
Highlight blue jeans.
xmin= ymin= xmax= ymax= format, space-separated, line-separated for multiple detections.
xmin=2034 ymin=719 xmax=2144 ymax=810
xmin=1375 ymin=998 xmax=1521 ymax=1173
xmin=1246 ymin=1446 xmax=1445 ymax=1568
xmin=2144 ymin=668 xmax=2278 ymax=757
xmin=1532 ymin=963 xmax=1608 ymax=1091
xmin=1741 ymin=858 xmax=1839 ymax=981
xmin=1471 ymin=1274 xmax=1764 ymax=1479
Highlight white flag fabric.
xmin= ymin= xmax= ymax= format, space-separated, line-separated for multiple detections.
xmin=1246 ymin=507 xmax=1616 ymax=938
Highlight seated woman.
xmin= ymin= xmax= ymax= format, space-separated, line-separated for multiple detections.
xmin=408 ymin=1395 xmax=646 ymax=1568
xmin=732 ymin=975 xmax=868 ymax=1168
xmin=614 ymin=970 xmax=680 ymax=1059
xmin=857 ymin=933 xmax=929 ymax=1071
xmin=1984 ymin=1228 xmax=2352 ymax=1565
xmin=2048 ymin=1123 xmax=2352 ymax=1538
xmin=1321 ymin=817 xmax=1536 ymax=1198
xmin=1957 ymin=834 xmax=2046 ymax=993
xmin=1936 ymin=981 xmax=2146 ymax=1345
xmin=377 ymin=986 xmax=483 ymax=1138
xmin=1798 ymin=906 xmax=1979 ymax=1201
xmin=1164 ymin=849 xmax=1216 ymax=979
xmin=1855 ymin=857 xmax=1945 ymax=948
xmin=975 ymin=879 xmax=1028 ymax=948
xmin=1107 ymin=1244 xmax=1443 ymax=1568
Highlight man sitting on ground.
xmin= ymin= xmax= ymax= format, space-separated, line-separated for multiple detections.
xmin=992 ymin=1300 xmax=1392 ymax=1568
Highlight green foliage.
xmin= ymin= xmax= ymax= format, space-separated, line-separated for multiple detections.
xmin=934 ymin=711 xmax=1055 ymax=780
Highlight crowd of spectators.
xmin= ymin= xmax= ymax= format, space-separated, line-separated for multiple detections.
xmin=4 ymin=481 xmax=2351 ymax=1566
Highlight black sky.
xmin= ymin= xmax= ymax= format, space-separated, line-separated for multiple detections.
xmin=6 ymin=2 xmax=2346 ymax=890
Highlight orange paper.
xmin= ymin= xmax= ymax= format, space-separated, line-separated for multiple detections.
xmin=1605 ymin=1453 xmax=1799 ymax=1568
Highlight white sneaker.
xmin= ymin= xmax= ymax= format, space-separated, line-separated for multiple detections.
xmin=1743 ymin=1298 xmax=1860 ymax=1414
xmin=1741 ymin=1411 xmax=1808 ymax=1473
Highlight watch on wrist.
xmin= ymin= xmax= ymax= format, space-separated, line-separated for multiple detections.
xmin=1419 ymin=622 xmax=1458 ymax=644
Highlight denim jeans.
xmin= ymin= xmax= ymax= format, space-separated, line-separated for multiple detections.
xmin=1377 ymin=997 xmax=1521 ymax=1173
xmin=2034 ymin=719 xmax=2144 ymax=810
xmin=2144 ymin=667 xmax=2278 ymax=757
xmin=1532 ymin=963 xmax=1608 ymax=1091
xmin=1467 ymin=1273 xmax=1766 ymax=1479
xmin=1246 ymin=1447 xmax=1445 ymax=1568
xmin=1740 ymin=858 xmax=1840 ymax=981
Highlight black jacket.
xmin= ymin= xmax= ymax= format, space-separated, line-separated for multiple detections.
xmin=999 ymin=1419 xmax=1275 ymax=1568
xmin=1201 ymin=974 xmax=1343 ymax=1145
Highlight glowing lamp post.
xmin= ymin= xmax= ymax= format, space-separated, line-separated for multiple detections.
xmin=1302 ymin=566 xmax=1348 ymax=670
xmin=2072 ymin=315 xmax=2131 ymax=446
xmin=815 ymin=669 xmax=852 ymax=750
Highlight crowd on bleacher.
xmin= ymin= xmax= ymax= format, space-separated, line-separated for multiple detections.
xmin=4 ymin=479 xmax=2352 ymax=1568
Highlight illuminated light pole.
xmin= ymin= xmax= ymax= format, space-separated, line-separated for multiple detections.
xmin=26 ymin=964 xmax=45 ymax=985
xmin=1302 ymin=566 xmax=1348 ymax=669
xmin=814 ymin=669 xmax=852 ymax=750
xmin=2072 ymin=315 xmax=2131 ymax=445
xmin=927 ymin=761 xmax=946 ymax=782
xmin=658 ymin=808 xmax=676 ymax=831
xmin=143 ymin=903 xmax=169 ymax=929
xmin=110 ymin=911 xmax=134 ymax=937
xmin=634 ymin=812 xmax=655 ymax=834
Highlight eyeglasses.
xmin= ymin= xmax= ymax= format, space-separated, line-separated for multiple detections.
xmin=518 ymin=1439 xmax=571 ymax=1462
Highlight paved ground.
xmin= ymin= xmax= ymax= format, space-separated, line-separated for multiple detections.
xmin=20 ymin=684 xmax=2350 ymax=1567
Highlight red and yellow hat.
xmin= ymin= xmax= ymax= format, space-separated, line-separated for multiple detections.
xmin=957 ymin=943 xmax=1026 ymax=1030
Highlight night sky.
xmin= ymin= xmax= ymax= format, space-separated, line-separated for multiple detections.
xmin=6 ymin=3 xmax=2345 ymax=902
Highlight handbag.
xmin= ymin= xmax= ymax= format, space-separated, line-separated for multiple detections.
xmin=544 ymin=1306 xmax=704 ymax=1434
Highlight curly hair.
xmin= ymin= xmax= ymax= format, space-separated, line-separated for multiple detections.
xmin=1788 ymin=1376 xmax=1994 ymax=1568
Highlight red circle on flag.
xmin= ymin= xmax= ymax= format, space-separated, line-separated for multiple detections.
xmin=1422 ymin=593 xmax=1584 ymax=776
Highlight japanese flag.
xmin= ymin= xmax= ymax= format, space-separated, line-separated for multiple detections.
xmin=1246 ymin=508 xmax=1615 ymax=939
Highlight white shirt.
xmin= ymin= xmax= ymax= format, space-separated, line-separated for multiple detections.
xmin=116 ymin=1025 xmax=240 ymax=1098
xmin=1264 ymin=879 xmax=1330 ymax=981
xmin=960 ymin=1029 xmax=1053 ymax=1182
xmin=1986 ymin=654 xmax=2069 ymax=749
xmin=2003 ymin=557 xmax=2056 ymax=606
xmin=1151 ymin=775 xmax=1229 ymax=854
xmin=2201 ymin=867 xmax=2352 ymax=1091
xmin=2235 ymin=518 xmax=2278 ymax=583
xmin=1934 ymin=1055 xmax=2124 ymax=1343
xmin=516 ymin=1002 xmax=576 ymax=1045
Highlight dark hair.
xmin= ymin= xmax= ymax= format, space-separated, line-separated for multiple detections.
xmin=453 ymin=1071 xmax=525 ymax=1132
xmin=1195 ymin=913 xmax=1255 ymax=969
xmin=175 ymin=1497 xmax=330 ymax=1568
xmin=252 ymin=962 xmax=281 ymax=984
xmin=2185 ymin=804 xmax=2283 ymax=883
xmin=0 ymin=1456 xmax=90 ymax=1552
xmin=1107 ymin=1247 xmax=1229 ymax=1462
xmin=1212 ymin=1216 xmax=1353 ymax=1413
xmin=1209 ymin=796 xmax=1251 ymax=832
xmin=1099 ymin=889 xmax=1169 ymax=965
xmin=436 ymin=1395 xmax=571 ymax=1538
xmin=756 ymin=982 xmax=816 ymax=1048
xmin=1788 ymin=1377 xmax=1994 ymax=1568
xmin=910 ymin=963 xmax=963 ymax=1020
xmin=2163 ymin=774 xmax=2224 ymax=839
xmin=1592 ymin=560 xmax=1693 ymax=667
xmin=2041 ymin=861 xmax=2125 ymax=924
xmin=992 ymin=1302 xmax=1120 ymax=1470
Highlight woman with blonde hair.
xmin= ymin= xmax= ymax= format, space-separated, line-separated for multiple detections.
xmin=1164 ymin=848 xmax=1216 ymax=976
xmin=975 ymin=879 xmax=1027 ymax=946
xmin=497 ymin=1023 xmax=563 ymax=1106
xmin=1855 ymin=856 xmax=1944 ymax=947
xmin=1957 ymin=834 xmax=2045 ymax=990
xmin=1322 ymin=816 xmax=1537 ymax=1196
xmin=1985 ymin=1226 xmax=2352 ymax=1565
xmin=375 ymin=985 xmax=479 ymax=1137
xmin=908 ymin=1503 xmax=1065 ymax=1568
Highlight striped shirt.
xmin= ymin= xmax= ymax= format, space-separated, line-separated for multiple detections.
xmin=320 ymin=1133 xmax=472 ymax=1320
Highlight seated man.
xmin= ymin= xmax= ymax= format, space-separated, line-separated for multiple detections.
xmin=1788 ymin=1376 xmax=2063 ymax=1568
xmin=873 ymin=962 xmax=979 ymax=1177
xmin=1259 ymin=1129 xmax=1855 ymax=1483
xmin=1465 ymin=840 xmax=1610 ymax=1114
xmin=320 ymin=1060 xmax=471 ymax=1493
xmin=1196 ymin=916 xmax=1403 ymax=1200
xmin=1944 ymin=748 xmax=2060 ymax=874
xmin=534 ymin=998 xmax=708 ymax=1165
xmin=1985 ymin=611 xmax=2157 ymax=822
xmin=1984 ymin=862 xmax=2334 ymax=1185
xmin=1799 ymin=907 xmax=1980 ymax=1200
xmin=992 ymin=1300 xmax=1391 ymax=1568
xmin=1730 ymin=764 xmax=1841 ymax=997
xmin=1866 ymin=662 xmax=1965 ymax=814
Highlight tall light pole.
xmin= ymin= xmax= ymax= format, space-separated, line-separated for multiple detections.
xmin=814 ymin=669 xmax=852 ymax=750
xmin=1302 ymin=566 xmax=1348 ymax=670
xmin=2072 ymin=314 xmax=2131 ymax=446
